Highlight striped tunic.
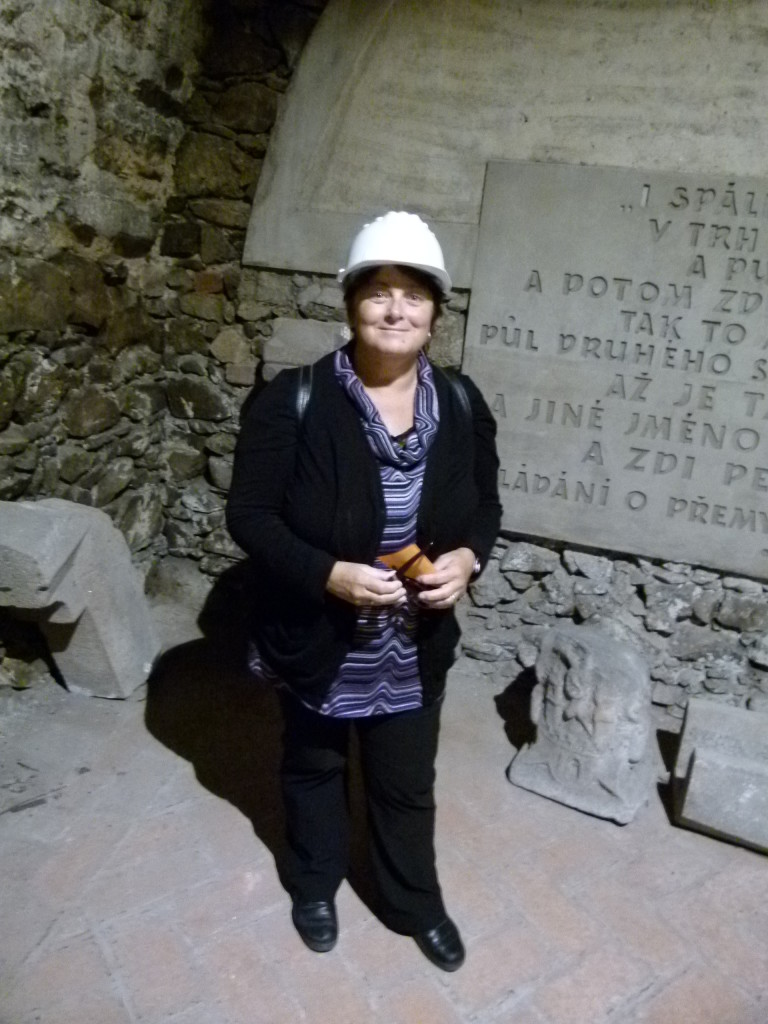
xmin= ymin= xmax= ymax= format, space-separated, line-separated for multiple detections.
xmin=249 ymin=347 xmax=439 ymax=718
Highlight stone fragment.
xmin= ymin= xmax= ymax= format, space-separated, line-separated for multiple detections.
xmin=57 ymin=253 xmax=114 ymax=330
xmin=747 ymin=636 xmax=768 ymax=669
xmin=176 ymin=354 xmax=208 ymax=376
xmin=99 ymin=305 xmax=161 ymax=355
xmin=205 ymin=432 xmax=236 ymax=456
xmin=210 ymin=326 xmax=251 ymax=364
xmin=0 ymin=499 xmax=160 ymax=696
xmin=263 ymin=318 xmax=344 ymax=368
xmin=469 ymin=562 xmax=512 ymax=607
xmin=542 ymin=567 xmax=575 ymax=613
xmin=165 ymin=444 xmax=206 ymax=482
xmin=691 ymin=568 xmax=720 ymax=585
xmin=670 ymin=623 xmax=743 ymax=662
xmin=174 ymin=131 xmax=260 ymax=198
xmin=691 ymin=589 xmax=720 ymax=624
xmin=749 ymin=692 xmax=768 ymax=713
xmin=506 ymin=570 xmax=534 ymax=591
xmin=500 ymin=542 xmax=560 ymax=575
xmin=297 ymin=281 xmax=346 ymax=313
xmin=644 ymin=606 xmax=678 ymax=636
xmin=225 ymin=362 xmax=257 ymax=387
xmin=122 ymin=383 xmax=167 ymax=422
xmin=573 ymin=593 xmax=609 ymax=621
xmin=202 ymin=529 xmax=242 ymax=559
xmin=516 ymin=640 xmax=540 ymax=668
xmin=62 ymin=386 xmax=121 ymax=438
xmin=180 ymin=481 xmax=225 ymax=514
xmin=164 ymin=318 xmax=210 ymax=357
xmin=564 ymin=550 xmax=614 ymax=581
xmin=166 ymin=268 xmax=194 ymax=292
xmin=113 ymin=484 xmax=165 ymax=553
xmin=164 ymin=518 xmax=200 ymax=556
xmin=722 ymin=576 xmax=764 ymax=595
xmin=222 ymin=266 xmax=241 ymax=300
xmin=0 ymin=474 xmax=29 ymax=500
xmin=461 ymin=638 xmax=514 ymax=662
xmin=178 ymin=292 xmax=227 ymax=322
xmin=673 ymin=697 xmax=768 ymax=854
xmin=194 ymin=269 xmax=224 ymax=295
xmin=199 ymin=554 xmax=239 ymax=576
xmin=92 ymin=456 xmax=135 ymax=505
xmin=652 ymin=681 xmax=682 ymax=706
xmin=429 ymin=309 xmax=465 ymax=368
xmin=0 ymin=259 xmax=72 ymax=333
xmin=189 ymin=199 xmax=251 ymax=229
xmin=715 ymin=592 xmax=768 ymax=633
xmin=207 ymin=454 xmax=233 ymax=491
xmin=111 ymin=346 xmax=162 ymax=386
xmin=200 ymin=223 xmax=238 ymax=264
xmin=238 ymin=269 xmax=294 ymax=307
xmin=238 ymin=300 xmax=274 ymax=322
xmin=13 ymin=358 xmax=70 ymax=420
xmin=0 ymin=426 xmax=27 ymax=457
xmin=166 ymin=377 xmax=231 ymax=421
xmin=508 ymin=624 xmax=654 ymax=824
xmin=209 ymin=82 xmax=278 ymax=133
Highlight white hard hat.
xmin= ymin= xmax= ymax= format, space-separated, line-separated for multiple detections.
xmin=338 ymin=211 xmax=451 ymax=296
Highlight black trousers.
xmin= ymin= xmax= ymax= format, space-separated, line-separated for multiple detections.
xmin=278 ymin=691 xmax=446 ymax=935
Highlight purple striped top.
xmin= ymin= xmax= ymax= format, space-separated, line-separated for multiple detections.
xmin=249 ymin=347 xmax=440 ymax=718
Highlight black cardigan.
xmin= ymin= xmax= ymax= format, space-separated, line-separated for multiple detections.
xmin=226 ymin=350 xmax=502 ymax=704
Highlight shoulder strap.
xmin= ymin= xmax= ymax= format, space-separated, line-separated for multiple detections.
xmin=438 ymin=366 xmax=472 ymax=425
xmin=295 ymin=362 xmax=313 ymax=424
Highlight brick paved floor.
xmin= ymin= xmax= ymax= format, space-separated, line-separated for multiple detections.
xmin=1 ymin=609 xmax=766 ymax=1024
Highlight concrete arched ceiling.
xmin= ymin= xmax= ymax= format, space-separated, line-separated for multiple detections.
xmin=244 ymin=0 xmax=768 ymax=286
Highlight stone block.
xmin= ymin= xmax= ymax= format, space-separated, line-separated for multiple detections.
xmin=0 ymin=499 xmax=160 ymax=697
xmin=0 ymin=504 xmax=89 ymax=620
xmin=508 ymin=624 xmax=654 ymax=824
xmin=262 ymin=318 xmax=345 ymax=369
xmin=673 ymin=697 xmax=768 ymax=854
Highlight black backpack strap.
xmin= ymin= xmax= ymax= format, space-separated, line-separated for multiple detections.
xmin=438 ymin=366 xmax=472 ymax=425
xmin=295 ymin=362 xmax=313 ymax=425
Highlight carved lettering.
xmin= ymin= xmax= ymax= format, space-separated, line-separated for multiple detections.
xmin=666 ymin=497 xmax=768 ymax=532
xmin=466 ymin=164 xmax=768 ymax=578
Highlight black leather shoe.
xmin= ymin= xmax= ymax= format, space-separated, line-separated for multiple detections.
xmin=291 ymin=900 xmax=338 ymax=952
xmin=414 ymin=917 xmax=465 ymax=972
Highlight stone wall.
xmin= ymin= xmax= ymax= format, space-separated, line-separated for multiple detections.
xmin=0 ymin=0 xmax=329 ymax=574
xmin=2 ymin=0 xmax=768 ymax=719
xmin=461 ymin=540 xmax=768 ymax=722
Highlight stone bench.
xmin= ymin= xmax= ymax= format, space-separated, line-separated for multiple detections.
xmin=0 ymin=498 xmax=160 ymax=697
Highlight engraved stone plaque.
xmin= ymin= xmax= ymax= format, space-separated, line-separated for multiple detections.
xmin=464 ymin=161 xmax=768 ymax=579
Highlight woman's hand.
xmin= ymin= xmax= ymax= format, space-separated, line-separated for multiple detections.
xmin=326 ymin=561 xmax=407 ymax=607
xmin=415 ymin=547 xmax=476 ymax=610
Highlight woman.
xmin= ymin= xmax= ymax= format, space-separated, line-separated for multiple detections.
xmin=226 ymin=211 xmax=501 ymax=971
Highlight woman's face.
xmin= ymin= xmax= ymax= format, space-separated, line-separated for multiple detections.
xmin=351 ymin=265 xmax=435 ymax=362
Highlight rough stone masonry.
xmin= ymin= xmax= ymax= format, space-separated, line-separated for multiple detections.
xmin=2 ymin=0 xmax=768 ymax=728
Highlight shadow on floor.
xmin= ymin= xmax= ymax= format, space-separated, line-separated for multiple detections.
xmin=656 ymin=726 xmax=682 ymax=824
xmin=145 ymin=562 xmax=287 ymax=870
xmin=493 ymin=666 xmax=537 ymax=753
xmin=144 ymin=561 xmax=379 ymax=915
xmin=145 ymin=636 xmax=287 ymax=855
